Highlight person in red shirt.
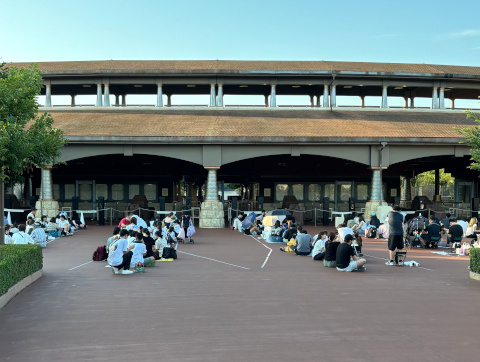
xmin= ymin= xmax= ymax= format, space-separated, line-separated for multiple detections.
xmin=118 ymin=215 xmax=131 ymax=228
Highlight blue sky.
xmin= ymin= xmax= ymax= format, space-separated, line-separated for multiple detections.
xmin=2 ymin=0 xmax=480 ymax=65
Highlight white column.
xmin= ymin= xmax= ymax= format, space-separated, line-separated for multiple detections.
xmin=330 ymin=85 xmax=336 ymax=107
xmin=156 ymin=84 xmax=163 ymax=107
xmin=217 ymin=84 xmax=223 ymax=106
xmin=270 ymin=85 xmax=276 ymax=107
xmin=45 ymin=84 xmax=52 ymax=107
xmin=432 ymin=87 xmax=439 ymax=109
xmin=103 ymin=84 xmax=110 ymax=106
xmin=209 ymin=84 xmax=216 ymax=107
xmin=439 ymin=87 xmax=445 ymax=109
xmin=381 ymin=86 xmax=388 ymax=108
xmin=323 ymin=85 xmax=329 ymax=107
xmin=41 ymin=168 xmax=54 ymax=200
xmin=360 ymin=95 xmax=365 ymax=108
xmin=96 ymin=84 xmax=103 ymax=106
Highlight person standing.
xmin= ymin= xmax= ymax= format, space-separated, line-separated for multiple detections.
xmin=386 ymin=205 xmax=404 ymax=266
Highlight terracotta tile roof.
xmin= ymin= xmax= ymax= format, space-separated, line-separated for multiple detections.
xmin=43 ymin=108 xmax=475 ymax=141
xmin=6 ymin=60 xmax=480 ymax=76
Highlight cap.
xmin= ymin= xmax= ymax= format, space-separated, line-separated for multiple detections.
xmin=371 ymin=213 xmax=376 ymax=216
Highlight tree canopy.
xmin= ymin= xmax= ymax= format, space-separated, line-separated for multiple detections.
xmin=456 ymin=111 xmax=480 ymax=173
xmin=411 ymin=169 xmax=454 ymax=187
xmin=0 ymin=63 xmax=67 ymax=186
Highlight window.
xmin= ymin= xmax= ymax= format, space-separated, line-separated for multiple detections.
xmin=112 ymin=184 xmax=124 ymax=201
xmin=129 ymin=184 xmax=140 ymax=199
xmin=64 ymin=184 xmax=75 ymax=200
xmin=324 ymin=184 xmax=335 ymax=200
xmin=79 ymin=184 xmax=92 ymax=201
xmin=356 ymin=185 xmax=368 ymax=201
xmin=144 ymin=184 xmax=157 ymax=201
xmin=292 ymin=184 xmax=304 ymax=201
xmin=340 ymin=184 xmax=351 ymax=201
xmin=53 ymin=184 xmax=60 ymax=200
xmin=275 ymin=184 xmax=289 ymax=201
xmin=308 ymin=184 xmax=321 ymax=201
xmin=96 ymin=184 xmax=108 ymax=200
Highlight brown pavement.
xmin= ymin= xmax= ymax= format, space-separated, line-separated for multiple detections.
xmin=0 ymin=225 xmax=479 ymax=362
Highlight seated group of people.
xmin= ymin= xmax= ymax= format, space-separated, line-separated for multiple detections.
xmin=4 ymin=208 xmax=86 ymax=247
xmin=107 ymin=213 xmax=191 ymax=275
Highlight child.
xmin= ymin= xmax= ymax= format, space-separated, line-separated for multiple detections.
xmin=353 ymin=232 xmax=363 ymax=256
xmin=130 ymin=233 xmax=155 ymax=269
xmin=46 ymin=217 xmax=62 ymax=237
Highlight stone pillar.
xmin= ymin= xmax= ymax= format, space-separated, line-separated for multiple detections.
xmin=364 ymin=168 xmax=387 ymax=221
xmin=96 ymin=84 xmax=103 ymax=106
xmin=217 ymin=84 xmax=224 ymax=106
xmin=199 ymin=167 xmax=225 ymax=228
xmin=360 ymin=95 xmax=365 ymax=108
xmin=209 ymin=84 xmax=216 ymax=107
xmin=323 ymin=85 xmax=330 ymax=107
xmin=403 ymin=96 xmax=408 ymax=108
xmin=270 ymin=85 xmax=276 ymax=107
xmin=400 ymin=177 xmax=412 ymax=209
xmin=71 ymin=94 xmax=76 ymax=107
xmin=122 ymin=94 xmax=127 ymax=106
xmin=309 ymin=95 xmax=314 ymax=107
xmin=432 ymin=87 xmax=439 ymax=109
xmin=45 ymin=84 xmax=52 ymax=107
xmin=156 ymin=84 xmax=163 ymax=107
xmin=167 ymin=94 xmax=172 ymax=107
xmin=410 ymin=97 xmax=415 ymax=108
xmin=381 ymin=86 xmax=388 ymax=108
xmin=103 ymin=84 xmax=110 ymax=106
xmin=451 ymin=98 xmax=455 ymax=109
xmin=35 ymin=167 xmax=59 ymax=220
xmin=316 ymin=95 xmax=321 ymax=107
xmin=264 ymin=95 xmax=269 ymax=107
xmin=115 ymin=94 xmax=120 ymax=106
xmin=439 ymin=87 xmax=445 ymax=109
xmin=330 ymin=85 xmax=336 ymax=107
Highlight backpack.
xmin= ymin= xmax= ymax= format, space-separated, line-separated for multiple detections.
xmin=366 ymin=227 xmax=377 ymax=238
xmin=92 ymin=245 xmax=107 ymax=261
xmin=162 ymin=246 xmax=177 ymax=259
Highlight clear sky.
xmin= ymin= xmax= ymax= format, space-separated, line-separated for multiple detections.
xmin=1 ymin=0 xmax=480 ymax=65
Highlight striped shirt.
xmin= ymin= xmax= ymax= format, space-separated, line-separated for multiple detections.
xmin=31 ymin=228 xmax=47 ymax=247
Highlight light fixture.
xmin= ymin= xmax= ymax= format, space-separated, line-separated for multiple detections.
xmin=82 ymin=85 xmax=92 ymax=88
xmin=344 ymin=86 xmax=353 ymax=89
xmin=239 ymin=85 xmax=248 ymax=88
xmin=134 ymin=85 xmax=143 ymax=88
xmin=359 ymin=84 xmax=364 ymax=87
xmin=292 ymin=85 xmax=301 ymax=88
xmin=394 ymin=86 xmax=403 ymax=90
xmin=187 ymin=85 xmax=196 ymax=88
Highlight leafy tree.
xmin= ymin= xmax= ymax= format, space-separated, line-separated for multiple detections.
xmin=411 ymin=169 xmax=454 ymax=187
xmin=456 ymin=111 xmax=480 ymax=172
xmin=0 ymin=62 xmax=67 ymax=244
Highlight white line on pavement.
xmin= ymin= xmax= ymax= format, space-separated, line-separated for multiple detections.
xmin=68 ymin=260 xmax=93 ymax=271
xmin=249 ymin=235 xmax=272 ymax=269
xmin=177 ymin=250 xmax=250 ymax=270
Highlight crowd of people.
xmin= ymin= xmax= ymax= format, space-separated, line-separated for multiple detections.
xmin=106 ymin=212 xmax=194 ymax=275
xmin=4 ymin=208 xmax=87 ymax=247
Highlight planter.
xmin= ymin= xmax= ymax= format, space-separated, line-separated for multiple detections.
xmin=469 ymin=271 xmax=480 ymax=281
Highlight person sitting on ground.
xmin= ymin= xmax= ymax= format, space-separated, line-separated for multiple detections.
xmin=353 ymin=232 xmax=363 ymax=255
xmin=39 ymin=215 xmax=48 ymax=229
xmin=267 ymin=220 xmax=283 ymax=242
xmin=280 ymin=229 xmax=311 ymax=255
xmin=127 ymin=230 xmax=137 ymax=246
xmin=30 ymin=222 xmax=47 ymax=247
xmin=153 ymin=229 xmax=168 ymax=259
xmin=10 ymin=224 xmax=19 ymax=233
xmin=352 ymin=215 xmax=367 ymax=234
xmin=167 ymin=226 xmax=177 ymax=245
xmin=12 ymin=224 xmax=35 ymax=245
xmin=26 ymin=208 xmax=37 ymax=221
xmin=336 ymin=234 xmax=367 ymax=272
xmin=108 ymin=229 xmax=135 ymax=275
xmin=456 ymin=218 xmax=468 ymax=238
xmin=447 ymin=218 xmax=464 ymax=248
xmin=107 ymin=227 xmax=121 ymax=250
xmin=126 ymin=217 xmax=139 ymax=232
xmin=324 ymin=232 xmax=340 ymax=268
xmin=46 ymin=217 xmax=62 ymax=237
xmin=311 ymin=231 xmax=328 ymax=261
xmin=4 ymin=225 xmax=13 ymax=244
xmin=419 ymin=215 xmax=442 ymax=248
xmin=130 ymin=233 xmax=155 ymax=269
xmin=377 ymin=223 xmax=389 ymax=240
xmin=69 ymin=217 xmax=86 ymax=231
xmin=163 ymin=212 xmax=175 ymax=228
xmin=232 ymin=213 xmax=244 ymax=232
xmin=369 ymin=213 xmax=380 ymax=228
xmin=466 ymin=217 xmax=478 ymax=238
xmin=440 ymin=213 xmax=451 ymax=233
xmin=129 ymin=213 xmax=148 ymax=229
xmin=118 ymin=215 xmax=131 ymax=228
xmin=142 ymin=229 xmax=156 ymax=259
xmin=282 ymin=223 xmax=298 ymax=243
xmin=244 ymin=219 xmax=260 ymax=236
xmin=337 ymin=223 xmax=354 ymax=242
xmin=58 ymin=214 xmax=73 ymax=236
xmin=26 ymin=218 xmax=35 ymax=235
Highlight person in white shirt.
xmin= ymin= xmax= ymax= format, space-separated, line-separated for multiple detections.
xmin=26 ymin=209 xmax=37 ymax=221
xmin=233 ymin=214 xmax=244 ymax=232
xmin=5 ymin=225 xmax=13 ymax=244
xmin=456 ymin=218 xmax=469 ymax=237
xmin=57 ymin=215 xmax=72 ymax=235
xmin=153 ymin=229 xmax=168 ymax=259
xmin=173 ymin=220 xmax=181 ymax=236
xmin=12 ymin=224 xmax=34 ymax=245
xmin=30 ymin=222 xmax=47 ymax=248
xmin=130 ymin=233 xmax=155 ymax=268
xmin=129 ymin=214 xmax=148 ymax=229
xmin=337 ymin=224 xmax=354 ymax=242
xmin=108 ymin=229 xmax=135 ymax=275
xmin=312 ymin=231 xmax=328 ymax=260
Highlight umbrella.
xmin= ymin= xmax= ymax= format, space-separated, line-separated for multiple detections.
xmin=267 ymin=209 xmax=292 ymax=216
xmin=242 ymin=212 xmax=257 ymax=229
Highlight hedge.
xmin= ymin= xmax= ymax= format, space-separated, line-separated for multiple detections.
xmin=0 ymin=245 xmax=43 ymax=296
xmin=470 ymin=247 xmax=480 ymax=274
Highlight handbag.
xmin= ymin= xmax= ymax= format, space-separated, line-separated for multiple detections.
xmin=162 ymin=247 xmax=177 ymax=259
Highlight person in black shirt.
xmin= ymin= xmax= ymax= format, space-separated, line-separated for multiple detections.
xmin=440 ymin=213 xmax=451 ymax=233
xmin=419 ymin=215 xmax=441 ymax=248
xmin=336 ymin=234 xmax=366 ymax=272
xmin=141 ymin=229 xmax=155 ymax=258
xmin=282 ymin=223 xmax=297 ymax=243
xmin=447 ymin=218 xmax=464 ymax=247
xmin=324 ymin=232 xmax=340 ymax=268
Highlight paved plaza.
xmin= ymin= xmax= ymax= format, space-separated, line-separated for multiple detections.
xmin=0 ymin=225 xmax=479 ymax=361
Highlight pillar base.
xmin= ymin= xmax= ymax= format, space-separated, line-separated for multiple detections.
xmin=433 ymin=195 xmax=442 ymax=202
xmin=199 ymin=201 xmax=225 ymax=228
xmin=364 ymin=201 xmax=388 ymax=222
xmin=35 ymin=200 xmax=59 ymax=221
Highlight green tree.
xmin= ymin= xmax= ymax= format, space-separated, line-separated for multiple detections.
xmin=0 ymin=62 xmax=67 ymax=245
xmin=411 ymin=169 xmax=454 ymax=187
xmin=456 ymin=111 xmax=480 ymax=171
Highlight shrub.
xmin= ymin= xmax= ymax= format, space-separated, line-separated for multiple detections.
xmin=0 ymin=245 xmax=43 ymax=296
xmin=470 ymin=247 xmax=480 ymax=274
